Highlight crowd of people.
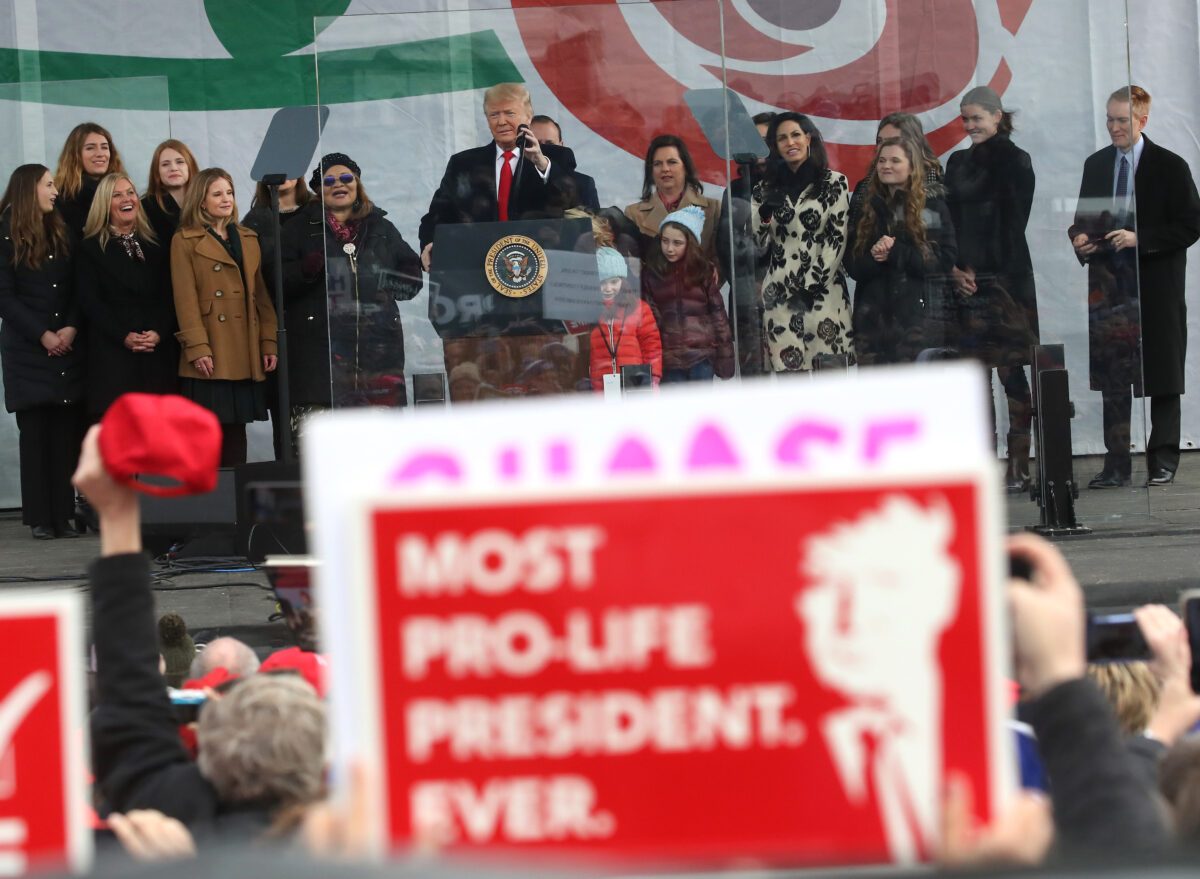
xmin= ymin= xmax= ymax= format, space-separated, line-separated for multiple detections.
xmin=66 ymin=413 xmax=1200 ymax=870
xmin=2 ymin=82 xmax=1198 ymax=541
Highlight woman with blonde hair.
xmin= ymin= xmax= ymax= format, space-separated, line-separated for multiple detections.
xmin=141 ymin=139 xmax=200 ymax=246
xmin=847 ymin=137 xmax=957 ymax=364
xmin=77 ymin=173 xmax=177 ymax=418
xmin=172 ymin=168 xmax=278 ymax=465
xmin=0 ymin=164 xmax=85 ymax=538
xmin=54 ymin=122 xmax=126 ymax=235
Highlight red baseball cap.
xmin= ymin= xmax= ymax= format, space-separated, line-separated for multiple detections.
xmin=99 ymin=394 xmax=221 ymax=497
xmin=182 ymin=667 xmax=237 ymax=691
xmin=260 ymin=647 xmax=327 ymax=698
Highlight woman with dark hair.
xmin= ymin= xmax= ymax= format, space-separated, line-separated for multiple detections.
xmin=751 ymin=112 xmax=854 ymax=372
xmin=242 ymin=176 xmax=314 ymax=458
xmin=141 ymin=139 xmax=200 ymax=246
xmin=280 ymin=153 xmax=420 ymax=431
xmin=945 ymin=85 xmax=1039 ymax=491
xmin=242 ymin=177 xmax=313 ymax=299
xmin=172 ymin=168 xmax=278 ymax=466
xmin=624 ymin=134 xmax=721 ymax=264
xmin=76 ymin=173 xmax=177 ymax=419
xmin=848 ymin=137 xmax=957 ymax=365
xmin=54 ymin=122 xmax=127 ymax=235
xmin=0 ymin=164 xmax=85 ymax=538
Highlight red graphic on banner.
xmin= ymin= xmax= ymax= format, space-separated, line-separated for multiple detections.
xmin=0 ymin=615 xmax=69 ymax=875
xmin=513 ymin=0 xmax=1029 ymax=181
xmin=363 ymin=480 xmax=999 ymax=866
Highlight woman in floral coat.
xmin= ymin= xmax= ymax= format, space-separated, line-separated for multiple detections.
xmin=752 ymin=112 xmax=854 ymax=372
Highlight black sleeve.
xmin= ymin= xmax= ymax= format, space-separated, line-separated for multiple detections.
xmin=845 ymin=220 xmax=882 ymax=283
xmin=1139 ymin=153 xmax=1200 ymax=256
xmin=1025 ymin=678 xmax=1172 ymax=855
xmin=89 ymin=553 xmax=216 ymax=824
xmin=419 ymin=157 xmax=459 ymax=252
xmin=0 ymin=237 xmax=48 ymax=343
xmin=887 ymin=199 xmax=957 ymax=278
xmin=1124 ymin=733 xmax=1168 ymax=796
xmin=380 ymin=221 xmax=422 ymax=302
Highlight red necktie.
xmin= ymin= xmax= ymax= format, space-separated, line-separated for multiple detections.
xmin=498 ymin=150 xmax=514 ymax=221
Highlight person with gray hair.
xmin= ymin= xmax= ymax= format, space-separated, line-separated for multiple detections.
xmin=77 ymin=424 xmax=326 ymax=840
xmin=188 ymin=636 xmax=260 ymax=681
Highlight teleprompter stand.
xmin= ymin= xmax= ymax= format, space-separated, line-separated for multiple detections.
xmin=1029 ymin=344 xmax=1090 ymax=535
xmin=249 ymin=105 xmax=329 ymax=463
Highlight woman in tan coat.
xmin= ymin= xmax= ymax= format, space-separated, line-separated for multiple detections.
xmin=172 ymin=168 xmax=278 ymax=465
xmin=624 ymin=134 xmax=721 ymax=266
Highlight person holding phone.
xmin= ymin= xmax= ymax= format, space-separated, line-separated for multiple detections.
xmin=1069 ymin=85 xmax=1200 ymax=488
xmin=417 ymin=82 xmax=578 ymax=273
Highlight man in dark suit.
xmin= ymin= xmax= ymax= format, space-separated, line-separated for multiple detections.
xmin=1069 ymin=85 xmax=1200 ymax=487
xmin=418 ymin=83 xmax=578 ymax=270
xmin=418 ymin=84 xmax=582 ymax=398
xmin=530 ymin=114 xmax=601 ymax=213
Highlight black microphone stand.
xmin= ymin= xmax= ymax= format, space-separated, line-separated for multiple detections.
xmin=261 ymin=173 xmax=294 ymax=464
xmin=509 ymin=127 xmax=529 ymax=213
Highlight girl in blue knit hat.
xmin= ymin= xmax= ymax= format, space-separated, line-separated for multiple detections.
xmin=641 ymin=205 xmax=734 ymax=383
xmin=588 ymin=246 xmax=662 ymax=391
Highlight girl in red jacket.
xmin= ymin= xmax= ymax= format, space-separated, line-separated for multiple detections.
xmin=642 ymin=205 xmax=734 ymax=382
xmin=589 ymin=246 xmax=662 ymax=391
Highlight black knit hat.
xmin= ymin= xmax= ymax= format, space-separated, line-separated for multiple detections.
xmin=310 ymin=152 xmax=362 ymax=192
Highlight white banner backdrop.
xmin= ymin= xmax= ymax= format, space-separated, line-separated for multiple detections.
xmin=0 ymin=0 xmax=1194 ymax=509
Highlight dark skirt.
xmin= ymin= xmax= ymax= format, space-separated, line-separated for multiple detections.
xmin=180 ymin=377 xmax=267 ymax=425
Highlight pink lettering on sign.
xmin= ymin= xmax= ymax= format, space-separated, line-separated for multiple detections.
xmin=863 ymin=418 xmax=921 ymax=463
xmin=607 ymin=437 xmax=656 ymax=475
xmin=686 ymin=423 xmax=740 ymax=471
xmin=389 ymin=453 xmax=463 ymax=485
xmin=499 ymin=448 xmax=520 ymax=480
xmin=775 ymin=421 xmax=842 ymax=467
xmin=548 ymin=441 xmax=571 ymax=478
xmin=386 ymin=414 xmax=928 ymax=486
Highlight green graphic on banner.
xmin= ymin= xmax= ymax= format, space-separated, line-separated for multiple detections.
xmin=0 ymin=31 xmax=520 ymax=110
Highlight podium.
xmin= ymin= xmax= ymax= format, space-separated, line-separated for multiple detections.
xmin=430 ymin=217 xmax=604 ymax=399
xmin=430 ymin=217 xmax=598 ymax=337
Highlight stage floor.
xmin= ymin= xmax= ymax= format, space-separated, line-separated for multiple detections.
xmin=1 ymin=452 xmax=1198 ymax=654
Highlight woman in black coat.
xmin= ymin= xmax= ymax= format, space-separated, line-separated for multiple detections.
xmin=0 ymin=164 xmax=86 ymax=539
xmin=280 ymin=153 xmax=420 ymax=430
xmin=242 ymin=176 xmax=314 ymax=459
xmin=140 ymin=139 xmax=200 ymax=248
xmin=848 ymin=138 xmax=957 ymax=365
xmin=76 ymin=174 xmax=178 ymax=418
xmin=54 ymin=122 xmax=128 ymax=237
xmin=945 ymin=86 xmax=1039 ymax=490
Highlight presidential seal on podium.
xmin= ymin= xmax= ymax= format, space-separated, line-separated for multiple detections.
xmin=485 ymin=235 xmax=548 ymax=298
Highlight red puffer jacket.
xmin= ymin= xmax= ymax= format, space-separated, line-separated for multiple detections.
xmin=640 ymin=263 xmax=734 ymax=377
xmin=588 ymin=297 xmax=662 ymax=391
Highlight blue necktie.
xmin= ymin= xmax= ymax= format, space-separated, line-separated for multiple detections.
xmin=1116 ymin=155 xmax=1129 ymax=199
xmin=1115 ymin=155 xmax=1130 ymax=226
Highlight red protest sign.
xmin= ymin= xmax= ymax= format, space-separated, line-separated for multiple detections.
xmin=348 ymin=475 xmax=1009 ymax=867
xmin=0 ymin=594 xmax=89 ymax=875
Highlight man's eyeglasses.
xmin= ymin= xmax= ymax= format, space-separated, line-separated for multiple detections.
xmin=322 ymin=173 xmax=355 ymax=187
